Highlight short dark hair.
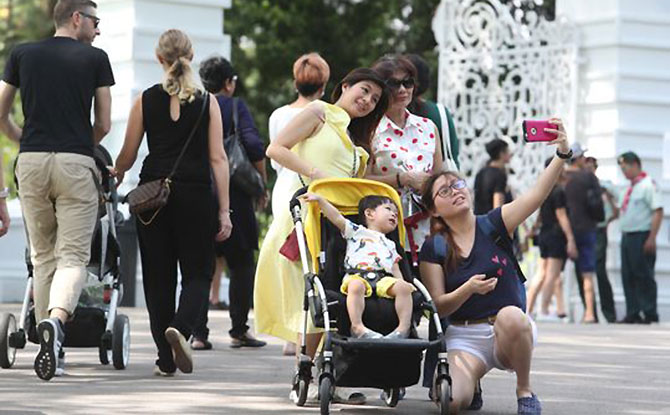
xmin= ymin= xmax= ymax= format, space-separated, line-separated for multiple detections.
xmin=485 ymin=138 xmax=509 ymax=161
xmin=53 ymin=0 xmax=97 ymax=28
xmin=371 ymin=54 xmax=418 ymax=84
xmin=199 ymin=55 xmax=235 ymax=93
xmin=618 ymin=151 xmax=641 ymax=167
xmin=585 ymin=156 xmax=598 ymax=168
xmin=404 ymin=54 xmax=430 ymax=97
xmin=358 ymin=195 xmax=396 ymax=227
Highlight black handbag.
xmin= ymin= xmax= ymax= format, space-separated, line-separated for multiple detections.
xmin=224 ymin=98 xmax=265 ymax=198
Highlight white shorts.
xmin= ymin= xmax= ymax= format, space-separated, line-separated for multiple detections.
xmin=445 ymin=316 xmax=538 ymax=372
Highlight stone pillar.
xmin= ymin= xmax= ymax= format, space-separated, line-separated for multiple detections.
xmin=559 ymin=0 xmax=670 ymax=319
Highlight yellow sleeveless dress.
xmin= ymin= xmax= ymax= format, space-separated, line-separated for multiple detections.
xmin=254 ymin=101 xmax=369 ymax=342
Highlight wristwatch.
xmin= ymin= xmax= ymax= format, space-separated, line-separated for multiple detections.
xmin=0 ymin=187 xmax=9 ymax=199
xmin=556 ymin=148 xmax=573 ymax=160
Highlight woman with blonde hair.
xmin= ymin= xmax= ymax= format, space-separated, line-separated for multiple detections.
xmin=113 ymin=29 xmax=232 ymax=376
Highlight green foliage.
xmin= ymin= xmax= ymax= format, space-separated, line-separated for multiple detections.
xmin=226 ymin=0 xmax=441 ymax=143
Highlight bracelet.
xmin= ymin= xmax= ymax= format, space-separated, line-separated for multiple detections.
xmin=396 ymin=172 xmax=402 ymax=188
xmin=221 ymin=209 xmax=233 ymax=214
xmin=555 ymin=148 xmax=573 ymax=160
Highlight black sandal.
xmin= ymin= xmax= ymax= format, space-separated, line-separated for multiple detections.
xmin=190 ymin=338 xmax=213 ymax=350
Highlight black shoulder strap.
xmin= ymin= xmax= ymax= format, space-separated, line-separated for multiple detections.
xmin=167 ymin=93 xmax=209 ymax=180
xmin=231 ymin=97 xmax=239 ymax=135
xmin=479 ymin=215 xmax=526 ymax=283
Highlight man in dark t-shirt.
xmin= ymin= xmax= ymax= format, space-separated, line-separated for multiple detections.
xmin=564 ymin=143 xmax=599 ymax=323
xmin=474 ymin=138 xmax=513 ymax=215
xmin=0 ymin=0 xmax=114 ymax=381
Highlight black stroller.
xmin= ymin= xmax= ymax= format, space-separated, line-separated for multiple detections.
xmin=0 ymin=145 xmax=130 ymax=370
xmin=288 ymin=178 xmax=452 ymax=414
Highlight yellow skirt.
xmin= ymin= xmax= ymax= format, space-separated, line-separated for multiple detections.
xmin=253 ymin=180 xmax=321 ymax=342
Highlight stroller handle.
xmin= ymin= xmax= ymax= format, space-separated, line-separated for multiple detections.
xmin=289 ymin=186 xmax=308 ymax=213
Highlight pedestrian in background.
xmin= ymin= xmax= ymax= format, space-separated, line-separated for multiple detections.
xmin=617 ymin=151 xmax=663 ymax=324
xmin=564 ymin=143 xmax=599 ymax=323
xmin=191 ymin=55 xmax=267 ymax=350
xmin=584 ymin=156 xmax=618 ymax=323
xmin=405 ymin=53 xmax=459 ymax=170
xmin=473 ymin=138 xmax=513 ymax=215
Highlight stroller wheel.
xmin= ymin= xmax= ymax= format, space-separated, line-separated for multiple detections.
xmin=291 ymin=376 xmax=309 ymax=407
xmin=383 ymin=388 xmax=400 ymax=407
xmin=112 ymin=314 xmax=130 ymax=370
xmin=438 ymin=378 xmax=452 ymax=415
xmin=0 ymin=313 xmax=17 ymax=369
xmin=319 ymin=376 xmax=333 ymax=415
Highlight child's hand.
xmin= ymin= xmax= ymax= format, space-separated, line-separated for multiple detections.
xmin=298 ymin=192 xmax=322 ymax=204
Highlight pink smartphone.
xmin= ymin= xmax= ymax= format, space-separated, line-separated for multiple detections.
xmin=522 ymin=120 xmax=557 ymax=142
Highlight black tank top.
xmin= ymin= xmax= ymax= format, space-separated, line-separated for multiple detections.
xmin=139 ymin=84 xmax=210 ymax=184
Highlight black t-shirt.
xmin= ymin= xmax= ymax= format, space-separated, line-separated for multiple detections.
xmin=565 ymin=169 xmax=600 ymax=233
xmin=473 ymin=165 xmax=510 ymax=215
xmin=3 ymin=37 xmax=115 ymax=157
xmin=140 ymin=85 xmax=211 ymax=185
xmin=539 ymin=185 xmax=567 ymax=231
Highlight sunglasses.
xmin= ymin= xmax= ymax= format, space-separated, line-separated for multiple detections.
xmin=77 ymin=11 xmax=100 ymax=28
xmin=386 ymin=77 xmax=415 ymax=90
xmin=433 ymin=179 xmax=467 ymax=199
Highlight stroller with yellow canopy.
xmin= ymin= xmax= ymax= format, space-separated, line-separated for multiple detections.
xmin=288 ymin=178 xmax=452 ymax=414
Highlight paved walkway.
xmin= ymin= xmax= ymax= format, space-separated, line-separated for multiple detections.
xmin=1 ymin=305 xmax=669 ymax=414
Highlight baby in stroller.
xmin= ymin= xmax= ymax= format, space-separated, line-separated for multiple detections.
xmin=300 ymin=193 xmax=414 ymax=340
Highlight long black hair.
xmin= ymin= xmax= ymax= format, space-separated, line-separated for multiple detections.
xmin=331 ymin=68 xmax=389 ymax=152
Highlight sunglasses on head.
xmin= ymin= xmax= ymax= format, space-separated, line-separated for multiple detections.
xmin=386 ymin=77 xmax=415 ymax=90
xmin=77 ymin=11 xmax=100 ymax=28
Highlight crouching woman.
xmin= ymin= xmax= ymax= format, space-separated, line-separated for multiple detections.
xmin=418 ymin=119 xmax=570 ymax=415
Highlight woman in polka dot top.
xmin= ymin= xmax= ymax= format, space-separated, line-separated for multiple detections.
xmin=368 ymin=55 xmax=443 ymax=268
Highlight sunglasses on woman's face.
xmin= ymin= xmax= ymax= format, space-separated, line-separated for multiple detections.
xmin=386 ymin=77 xmax=415 ymax=90
xmin=433 ymin=179 xmax=467 ymax=199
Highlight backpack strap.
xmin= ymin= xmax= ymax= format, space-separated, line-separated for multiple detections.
xmin=478 ymin=215 xmax=527 ymax=283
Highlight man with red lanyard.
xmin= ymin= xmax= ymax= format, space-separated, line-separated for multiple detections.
xmin=617 ymin=151 xmax=664 ymax=324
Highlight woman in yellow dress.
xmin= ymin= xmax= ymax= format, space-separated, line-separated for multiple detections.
xmin=255 ymin=68 xmax=389 ymax=359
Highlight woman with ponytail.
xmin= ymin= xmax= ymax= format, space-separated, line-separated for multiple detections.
xmin=113 ymin=29 xmax=232 ymax=376
xmin=418 ymin=119 xmax=570 ymax=415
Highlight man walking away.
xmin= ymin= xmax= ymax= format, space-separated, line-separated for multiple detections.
xmin=564 ymin=143 xmax=600 ymax=323
xmin=617 ymin=152 xmax=663 ymax=324
xmin=584 ymin=157 xmax=618 ymax=323
xmin=0 ymin=0 xmax=114 ymax=380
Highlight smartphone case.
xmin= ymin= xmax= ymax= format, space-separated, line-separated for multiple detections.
xmin=522 ymin=120 xmax=557 ymax=142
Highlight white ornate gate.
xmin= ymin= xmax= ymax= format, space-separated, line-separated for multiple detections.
xmin=433 ymin=0 xmax=579 ymax=194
